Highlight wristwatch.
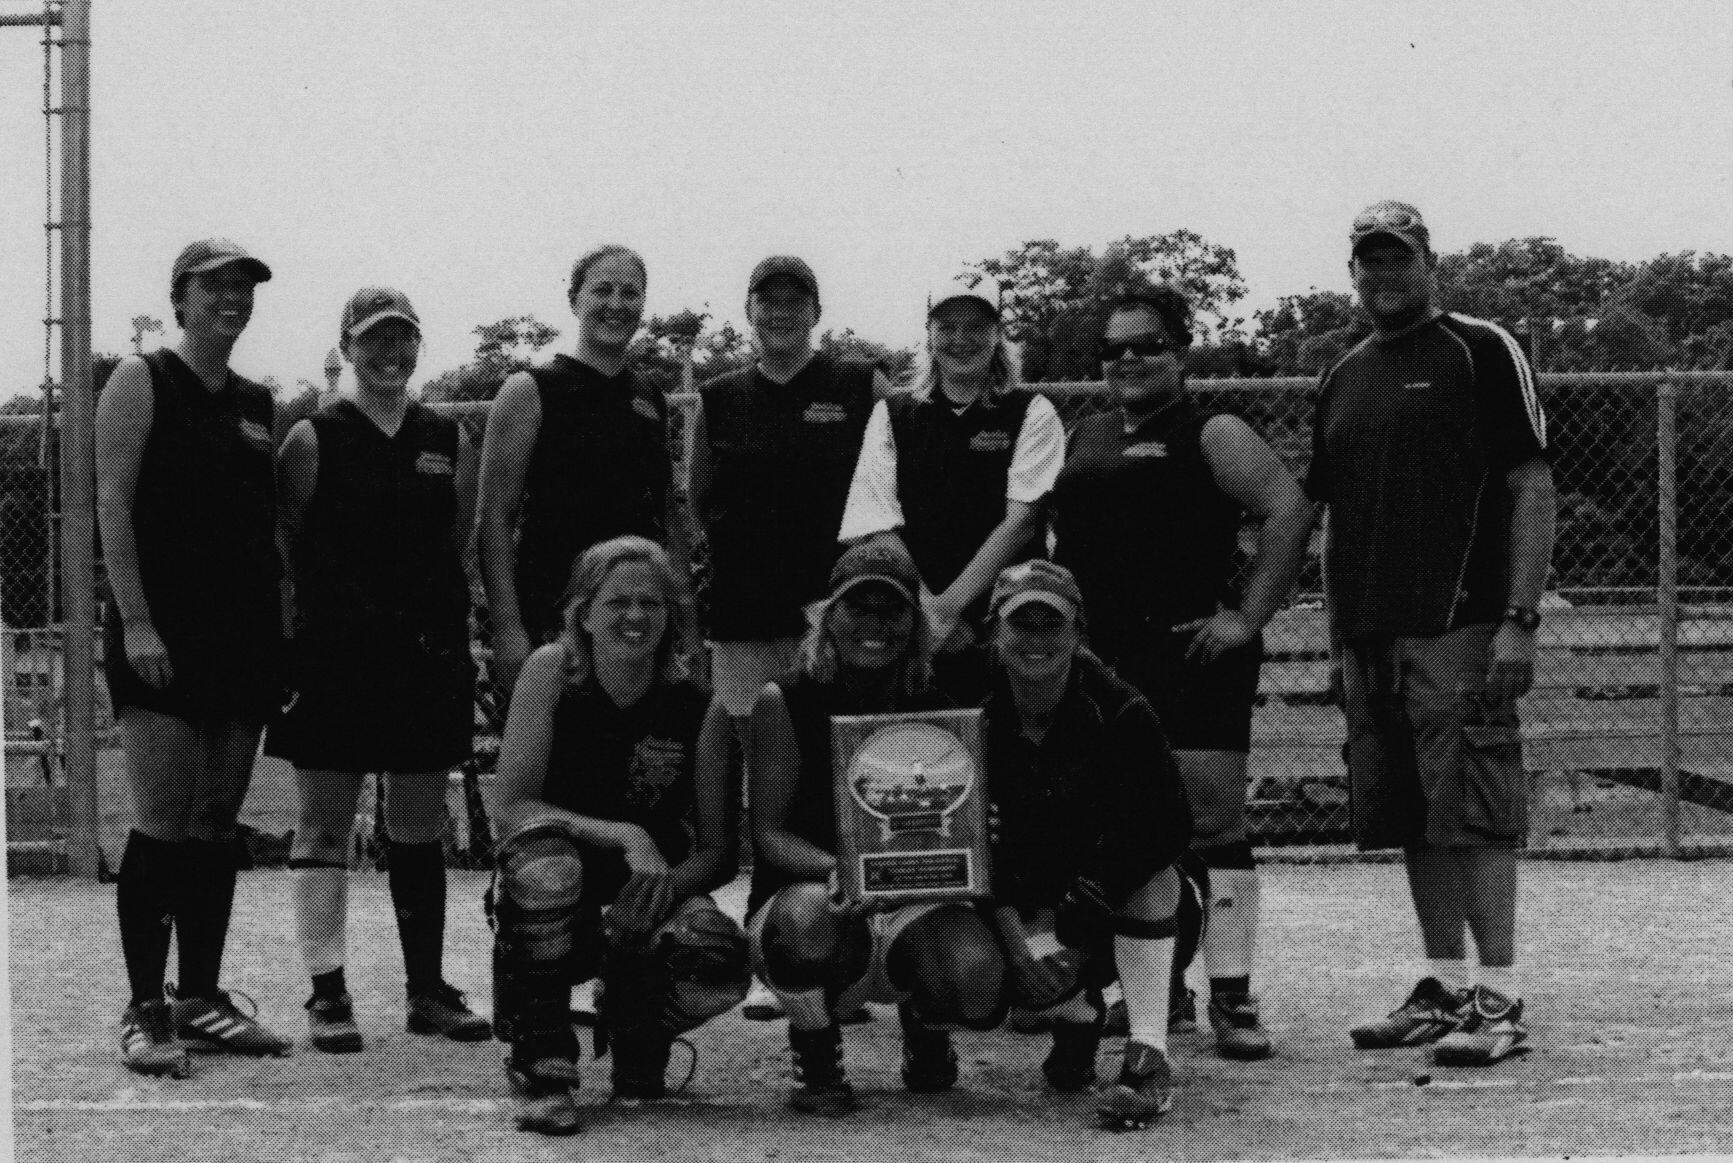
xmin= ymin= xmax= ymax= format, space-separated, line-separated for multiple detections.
xmin=1502 ymin=605 xmax=1541 ymax=633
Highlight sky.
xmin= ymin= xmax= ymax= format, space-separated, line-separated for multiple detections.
xmin=0 ymin=1 xmax=1730 ymax=400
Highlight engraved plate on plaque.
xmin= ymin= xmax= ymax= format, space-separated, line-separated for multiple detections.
xmin=830 ymin=708 xmax=990 ymax=904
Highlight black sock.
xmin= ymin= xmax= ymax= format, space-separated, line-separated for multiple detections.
xmin=175 ymin=837 xmax=239 ymax=998
xmin=312 ymin=967 xmax=348 ymax=1001
xmin=117 ymin=830 xmax=179 ymax=1006
xmin=1211 ymin=975 xmax=1251 ymax=1001
xmin=387 ymin=840 xmax=447 ymax=996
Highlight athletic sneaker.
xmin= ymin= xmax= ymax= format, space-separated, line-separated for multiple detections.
xmin=507 ymin=1054 xmax=584 ymax=1136
xmin=1207 ymin=992 xmax=1272 ymax=1060
xmin=1349 ymin=977 xmax=1470 ymax=1049
xmin=898 ymin=1003 xmax=959 ymax=1093
xmin=306 ymin=991 xmax=364 ymax=1054
xmin=1430 ymin=985 xmax=1530 ymax=1066
xmin=609 ymin=1032 xmax=674 ymax=1102
xmin=407 ymin=981 xmax=491 ymax=1041
xmin=1096 ymin=1040 xmax=1174 ymax=1130
xmin=1042 ymin=1017 xmax=1103 ymax=1092
xmin=170 ymin=987 xmax=292 ymax=1056
xmin=787 ymin=1024 xmax=856 ymax=1116
xmin=121 ymin=998 xmax=189 ymax=1077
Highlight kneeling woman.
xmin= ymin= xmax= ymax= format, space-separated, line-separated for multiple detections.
xmin=489 ymin=536 xmax=746 ymax=1135
xmin=981 ymin=561 xmax=1193 ymax=1131
xmin=749 ymin=538 xmax=1005 ymax=1115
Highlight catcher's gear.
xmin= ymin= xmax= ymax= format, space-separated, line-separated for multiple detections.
xmin=596 ymin=899 xmax=750 ymax=1054
xmin=490 ymin=818 xmax=593 ymax=1048
xmin=1174 ymin=852 xmax=1209 ymax=981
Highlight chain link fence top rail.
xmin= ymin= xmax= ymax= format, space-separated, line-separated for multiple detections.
xmin=7 ymin=370 xmax=1733 ymax=862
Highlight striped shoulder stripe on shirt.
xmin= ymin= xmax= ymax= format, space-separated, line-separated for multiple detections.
xmin=1449 ymin=313 xmax=1548 ymax=449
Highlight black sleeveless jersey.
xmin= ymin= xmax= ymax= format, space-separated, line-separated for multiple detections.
xmin=515 ymin=356 xmax=670 ymax=639
xmin=112 ymin=349 xmax=280 ymax=714
xmin=292 ymin=399 xmax=467 ymax=658
xmin=1052 ymin=403 xmax=1244 ymax=646
xmin=746 ymin=674 xmax=953 ymax=916
xmin=888 ymin=388 xmax=1037 ymax=615
xmin=542 ymin=675 xmax=710 ymax=902
xmin=697 ymin=354 xmax=876 ymax=640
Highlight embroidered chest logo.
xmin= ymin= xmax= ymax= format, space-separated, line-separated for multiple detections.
xmin=415 ymin=451 xmax=455 ymax=476
xmin=1403 ymin=381 xmax=1434 ymax=391
xmin=632 ymin=396 xmax=661 ymax=422
xmin=627 ymin=736 xmax=686 ymax=807
xmin=237 ymin=419 xmax=272 ymax=447
xmin=969 ymin=429 xmax=1012 ymax=453
xmin=803 ymin=402 xmax=849 ymax=424
xmin=1122 ymin=441 xmax=1168 ymax=458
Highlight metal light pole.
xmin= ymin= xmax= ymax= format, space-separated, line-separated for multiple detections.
xmin=59 ymin=0 xmax=98 ymax=878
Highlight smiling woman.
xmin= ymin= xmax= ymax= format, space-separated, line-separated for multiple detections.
xmin=838 ymin=269 xmax=1066 ymax=702
xmin=474 ymin=244 xmax=682 ymax=695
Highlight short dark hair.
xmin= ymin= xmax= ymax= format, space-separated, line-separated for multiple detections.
xmin=1104 ymin=286 xmax=1194 ymax=349
xmin=568 ymin=244 xmax=647 ymax=301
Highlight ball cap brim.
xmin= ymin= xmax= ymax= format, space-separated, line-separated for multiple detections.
xmin=341 ymin=287 xmax=422 ymax=340
xmin=172 ymin=238 xmax=273 ymax=286
xmin=829 ymin=538 xmax=922 ymax=605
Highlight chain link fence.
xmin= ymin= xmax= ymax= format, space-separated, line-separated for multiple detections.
xmin=7 ymin=371 xmax=1733 ymax=868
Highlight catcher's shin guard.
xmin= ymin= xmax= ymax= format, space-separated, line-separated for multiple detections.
xmin=491 ymin=820 xmax=588 ymax=1055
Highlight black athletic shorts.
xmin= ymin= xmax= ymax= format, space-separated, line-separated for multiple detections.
xmin=1100 ymin=627 xmax=1263 ymax=753
xmin=103 ymin=602 xmax=282 ymax=724
xmin=264 ymin=630 xmax=474 ymax=773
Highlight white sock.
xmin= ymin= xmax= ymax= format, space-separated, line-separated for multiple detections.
xmin=294 ymin=865 xmax=348 ymax=978
xmin=1115 ymin=933 xmax=1175 ymax=1051
xmin=1477 ymin=965 xmax=1516 ymax=1000
xmin=769 ymin=985 xmax=832 ymax=1031
xmin=1200 ymin=867 xmax=1260 ymax=982
xmin=1427 ymin=958 xmax=1469 ymax=992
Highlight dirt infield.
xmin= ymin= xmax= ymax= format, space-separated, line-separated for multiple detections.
xmin=11 ymin=860 xmax=1732 ymax=1161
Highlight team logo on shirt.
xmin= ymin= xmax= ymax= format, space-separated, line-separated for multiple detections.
xmin=626 ymin=736 xmax=686 ymax=807
xmin=969 ymin=429 xmax=1012 ymax=452
xmin=415 ymin=451 xmax=455 ymax=475
xmin=1404 ymin=381 xmax=1434 ymax=391
xmin=803 ymin=402 xmax=849 ymax=424
xmin=237 ymin=419 xmax=271 ymax=447
xmin=632 ymin=396 xmax=660 ymax=422
xmin=1122 ymin=441 xmax=1168 ymax=458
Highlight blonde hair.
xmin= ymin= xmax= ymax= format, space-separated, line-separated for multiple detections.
xmin=912 ymin=332 xmax=1021 ymax=404
xmin=796 ymin=589 xmax=933 ymax=699
xmin=557 ymin=536 xmax=696 ymax=687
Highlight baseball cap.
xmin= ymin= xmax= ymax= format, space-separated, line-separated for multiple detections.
xmin=927 ymin=268 xmax=1001 ymax=317
xmin=1350 ymin=200 xmax=1431 ymax=256
xmin=829 ymin=538 xmax=921 ymax=605
xmin=170 ymin=238 xmax=272 ymax=289
xmin=749 ymin=255 xmax=820 ymax=306
xmin=340 ymin=287 xmax=421 ymax=340
xmin=989 ymin=559 xmax=1084 ymax=623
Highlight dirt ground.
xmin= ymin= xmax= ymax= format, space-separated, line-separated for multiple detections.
xmin=10 ymin=860 xmax=1733 ymax=1162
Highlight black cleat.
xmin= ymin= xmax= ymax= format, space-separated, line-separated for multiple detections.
xmin=1097 ymin=1040 xmax=1174 ymax=1130
xmin=898 ymin=1003 xmax=958 ymax=1093
xmin=787 ymin=1024 xmax=856 ymax=1116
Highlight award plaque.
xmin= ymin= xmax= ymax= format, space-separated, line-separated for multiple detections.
xmin=830 ymin=708 xmax=990 ymax=904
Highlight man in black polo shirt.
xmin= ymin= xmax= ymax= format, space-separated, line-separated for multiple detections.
xmin=688 ymin=257 xmax=883 ymax=1017
xmin=1307 ymin=201 xmax=1556 ymax=1067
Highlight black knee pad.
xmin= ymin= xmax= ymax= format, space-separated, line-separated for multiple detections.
xmin=759 ymin=916 xmax=830 ymax=993
xmin=1196 ymin=840 xmax=1255 ymax=871
xmin=495 ymin=821 xmax=589 ymax=969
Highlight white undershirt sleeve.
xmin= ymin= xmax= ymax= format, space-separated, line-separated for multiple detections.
xmin=838 ymin=399 xmax=904 ymax=541
xmin=1006 ymin=393 xmax=1065 ymax=504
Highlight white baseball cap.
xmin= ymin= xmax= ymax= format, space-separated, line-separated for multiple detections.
xmin=926 ymin=268 xmax=1001 ymax=318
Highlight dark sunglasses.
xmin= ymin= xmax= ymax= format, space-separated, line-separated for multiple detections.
xmin=1097 ymin=335 xmax=1177 ymax=363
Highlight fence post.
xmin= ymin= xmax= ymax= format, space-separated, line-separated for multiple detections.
xmin=1655 ymin=374 xmax=1681 ymax=857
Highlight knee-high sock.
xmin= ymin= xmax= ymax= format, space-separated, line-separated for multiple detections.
xmin=175 ymin=837 xmax=239 ymax=998
xmin=291 ymin=860 xmax=348 ymax=980
xmin=117 ymin=830 xmax=179 ymax=1005
xmin=387 ymin=840 xmax=447 ymax=995
xmin=1201 ymin=867 xmax=1261 ymax=986
xmin=1116 ymin=933 xmax=1176 ymax=1052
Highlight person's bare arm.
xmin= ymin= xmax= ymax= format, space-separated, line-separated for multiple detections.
xmin=474 ymin=370 xmax=541 ymax=690
xmin=94 ymin=357 xmax=170 ymax=687
xmin=928 ymin=500 xmax=1044 ymax=646
xmin=275 ymin=419 xmax=319 ymax=643
xmin=749 ymin=682 xmax=835 ymax=879
xmin=1487 ymin=457 xmax=1557 ymax=702
xmin=666 ymin=697 xmax=735 ymax=901
xmin=1174 ymin=415 xmax=1319 ymax=662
